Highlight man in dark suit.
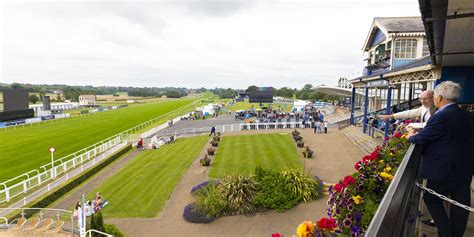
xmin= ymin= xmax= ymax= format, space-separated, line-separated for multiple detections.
xmin=407 ymin=81 xmax=472 ymax=237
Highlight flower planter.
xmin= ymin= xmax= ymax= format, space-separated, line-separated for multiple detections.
xmin=303 ymin=150 xmax=313 ymax=158
xmin=297 ymin=142 xmax=305 ymax=148
xmin=210 ymin=141 xmax=219 ymax=147
xmin=207 ymin=148 xmax=216 ymax=156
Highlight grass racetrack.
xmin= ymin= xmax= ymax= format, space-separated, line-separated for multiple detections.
xmin=88 ymin=136 xmax=209 ymax=218
xmin=209 ymin=134 xmax=302 ymax=178
xmin=0 ymin=98 xmax=197 ymax=180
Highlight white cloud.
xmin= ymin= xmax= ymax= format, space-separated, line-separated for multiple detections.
xmin=1 ymin=0 xmax=421 ymax=89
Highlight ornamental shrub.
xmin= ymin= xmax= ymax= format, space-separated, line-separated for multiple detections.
xmin=195 ymin=183 xmax=227 ymax=217
xmin=218 ymin=175 xmax=257 ymax=215
xmin=255 ymin=170 xmax=299 ymax=212
xmin=280 ymin=168 xmax=321 ymax=202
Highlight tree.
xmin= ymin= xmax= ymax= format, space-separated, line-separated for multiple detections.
xmin=29 ymin=94 xmax=39 ymax=104
xmin=11 ymin=82 xmax=23 ymax=89
xmin=246 ymin=85 xmax=258 ymax=93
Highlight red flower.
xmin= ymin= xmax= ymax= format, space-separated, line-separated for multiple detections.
xmin=317 ymin=217 xmax=337 ymax=230
xmin=362 ymin=155 xmax=371 ymax=163
xmin=384 ymin=136 xmax=390 ymax=141
xmin=394 ymin=132 xmax=402 ymax=138
xmin=272 ymin=233 xmax=282 ymax=237
xmin=342 ymin=175 xmax=355 ymax=187
xmin=354 ymin=161 xmax=361 ymax=170
xmin=369 ymin=150 xmax=379 ymax=161
xmin=333 ymin=183 xmax=343 ymax=193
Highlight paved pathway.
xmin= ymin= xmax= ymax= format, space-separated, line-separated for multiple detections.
xmin=106 ymin=128 xmax=364 ymax=237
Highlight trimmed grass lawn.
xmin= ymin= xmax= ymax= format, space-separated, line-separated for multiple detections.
xmin=209 ymin=134 xmax=302 ymax=178
xmin=0 ymin=98 xmax=198 ymax=180
xmin=88 ymin=136 xmax=209 ymax=218
xmin=229 ymin=102 xmax=292 ymax=112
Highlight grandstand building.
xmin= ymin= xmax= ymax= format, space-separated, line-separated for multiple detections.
xmin=78 ymin=94 xmax=96 ymax=106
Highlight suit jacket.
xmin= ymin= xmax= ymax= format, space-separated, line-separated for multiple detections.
xmin=408 ymin=104 xmax=473 ymax=181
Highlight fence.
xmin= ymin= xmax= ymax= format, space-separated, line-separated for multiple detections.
xmin=0 ymin=207 xmax=75 ymax=235
xmin=0 ymin=100 xmax=201 ymax=204
xmin=365 ymin=144 xmax=422 ymax=236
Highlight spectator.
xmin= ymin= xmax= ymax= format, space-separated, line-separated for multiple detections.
xmin=407 ymin=81 xmax=472 ymax=237
xmin=137 ymin=138 xmax=144 ymax=149
xmin=323 ymin=121 xmax=328 ymax=133
xmin=377 ymin=90 xmax=436 ymax=127
xmin=209 ymin=126 xmax=216 ymax=136
xmin=316 ymin=121 xmax=322 ymax=134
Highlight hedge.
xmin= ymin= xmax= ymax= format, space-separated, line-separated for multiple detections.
xmin=9 ymin=145 xmax=132 ymax=221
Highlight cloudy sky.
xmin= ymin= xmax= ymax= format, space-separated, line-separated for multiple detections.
xmin=1 ymin=0 xmax=421 ymax=89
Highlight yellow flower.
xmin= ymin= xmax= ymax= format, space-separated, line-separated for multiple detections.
xmin=401 ymin=134 xmax=408 ymax=139
xmin=379 ymin=172 xmax=394 ymax=181
xmin=379 ymin=159 xmax=385 ymax=164
xmin=352 ymin=195 xmax=364 ymax=205
xmin=384 ymin=166 xmax=392 ymax=172
xmin=296 ymin=221 xmax=314 ymax=237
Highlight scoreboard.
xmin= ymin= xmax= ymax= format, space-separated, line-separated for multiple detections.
xmin=249 ymin=87 xmax=273 ymax=103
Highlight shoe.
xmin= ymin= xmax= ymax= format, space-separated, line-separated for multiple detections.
xmin=421 ymin=219 xmax=436 ymax=227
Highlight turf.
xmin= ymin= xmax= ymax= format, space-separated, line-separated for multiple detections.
xmin=209 ymin=134 xmax=302 ymax=178
xmin=87 ymin=135 xmax=209 ymax=218
xmin=0 ymin=98 xmax=198 ymax=180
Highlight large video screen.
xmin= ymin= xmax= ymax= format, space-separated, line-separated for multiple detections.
xmin=3 ymin=90 xmax=29 ymax=112
xmin=249 ymin=87 xmax=273 ymax=103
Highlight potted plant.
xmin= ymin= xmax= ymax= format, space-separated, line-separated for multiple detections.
xmin=200 ymin=155 xmax=211 ymax=166
xmin=292 ymin=129 xmax=300 ymax=136
xmin=297 ymin=140 xmax=305 ymax=148
xmin=213 ymin=136 xmax=220 ymax=142
xmin=293 ymin=135 xmax=303 ymax=142
xmin=216 ymin=132 xmax=222 ymax=137
xmin=207 ymin=147 xmax=216 ymax=156
xmin=302 ymin=146 xmax=313 ymax=158
xmin=211 ymin=140 xmax=219 ymax=147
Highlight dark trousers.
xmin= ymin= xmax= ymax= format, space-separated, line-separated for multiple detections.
xmin=424 ymin=178 xmax=471 ymax=237
xmin=324 ymin=127 xmax=327 ymax=133
xmin=210 ymin=131 xmax=216 ymax=136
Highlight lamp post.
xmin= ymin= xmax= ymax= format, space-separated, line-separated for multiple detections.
xmin=49 ymin=147 xmax=56 ymax=179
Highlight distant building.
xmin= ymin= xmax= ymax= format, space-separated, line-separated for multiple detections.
xmin=78 ymin=94 xmax=96 ymax=106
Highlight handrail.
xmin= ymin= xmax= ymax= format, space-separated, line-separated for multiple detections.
xmin=0 ymin=207 xmax=73 ymax=213
xmin=86 ymin=229 xmax=113 ymax=237
xmin=365 ymin=144 xmax=422 ymax=236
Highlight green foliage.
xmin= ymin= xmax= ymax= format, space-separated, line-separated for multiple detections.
xmin=280 ymin=168 xmax=321 ymax=202
xmin=28 ymin=94 xmax=39 ymax=104
xmin=246 ymin=85 xmax=258 ymax=93
xmin=104 ymin=224 xmax=125 ymax=237
xmin=255 ymin=169 xmax=299 ymax=212
xmin=195 ymin=184 xmax=227 ymax=217
xmin=218 ymin=175 xmax=257 ymax=215
xmin=91 ymin=212 xmax=105 ymax=237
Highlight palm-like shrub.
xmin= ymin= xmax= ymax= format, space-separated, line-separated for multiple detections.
xmin=195 ymin=184 xmax=227 ymax=217
xmin=280 ymin=169 xmax=321 ymax=202
xmin=218 ymin=175 xmax=257 ymax=215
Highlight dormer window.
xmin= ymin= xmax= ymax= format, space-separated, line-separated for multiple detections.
xmin=394 ymin=39 xmax=418 ymax=59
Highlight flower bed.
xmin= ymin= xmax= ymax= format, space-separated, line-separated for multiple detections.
xmin=294 ymin=125 xmax=410 ymax=236
xmin=183 ymin=167 xmax=322 ymax=223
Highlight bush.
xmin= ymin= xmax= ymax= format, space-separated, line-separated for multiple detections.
xmin=207 ymin=148 xmax=216 ymax=156
xmin=211 ymin=141 xmax=219 ymax=147
xmin=212 ymin=136 xmax=220 ymax=142
xmin=297 ymin=140 xmax=305 ymax=148
xmin=280 ymin=168 xmax=321 ymax=202
xmin=292 ymin=130 xmax=300 ymax=136
xmin=183 ymin=203 xmax=216 ymax=223
xmin=302 ymin=147 xmax=314 ymax=158
xmin=195 ymin=184 xmax=227 ymax=217
xmin=104 ymin=224 xmax=124 ymax=237
xmin=293 ymin=135 xmax=303 ymax=142
xmin=90 ymin=212 xmax=105 ymax=237
xmin=255 ymin=169 xmax=299 ymax=212
xmin=218 ymin=175 xmax=257 ymax=215
xmin=200 ymin=155 xmax=211 ymax=166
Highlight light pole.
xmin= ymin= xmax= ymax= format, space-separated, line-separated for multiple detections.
xmin=49 ymin=147 xmax=56 ymax=179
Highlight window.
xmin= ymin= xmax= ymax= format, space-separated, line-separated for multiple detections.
xmin=394 ymin=39 xmax=418 ymax=59
xmin=422 ymin=38 xmax=430 ymax=56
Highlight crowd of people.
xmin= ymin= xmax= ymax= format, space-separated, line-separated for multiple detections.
xmin=73 ymin=192 xmax=107 ymax=218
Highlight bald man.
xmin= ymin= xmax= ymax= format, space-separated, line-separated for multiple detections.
xmin=377 ymin=90 xmax=437 ymax=126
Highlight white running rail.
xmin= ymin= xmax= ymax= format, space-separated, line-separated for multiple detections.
xmin=0 ymin=99 xmax=201 ymax=204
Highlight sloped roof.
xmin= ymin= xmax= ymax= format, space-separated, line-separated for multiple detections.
xmin=375 ymin=17 xmax=425 ymax=33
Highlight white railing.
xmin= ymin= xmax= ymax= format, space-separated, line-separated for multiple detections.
xmin=86 ymin=229 xmax=113 ymax=237
xmin=0 ymin=207 xmax=74 ymax=234
xmin=0 ymin=99 xmax=202 ymax=204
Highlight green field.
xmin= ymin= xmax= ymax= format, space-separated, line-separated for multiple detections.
xmin=0 ymin=98 xmax=199 ymax=180
xmin=228 ymin=101 xmax=292 ymax=112
xmin=88 ymin=136 xmax=209 ymax=218
xmin=209 ymin=134 xmax=302 ymax=178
